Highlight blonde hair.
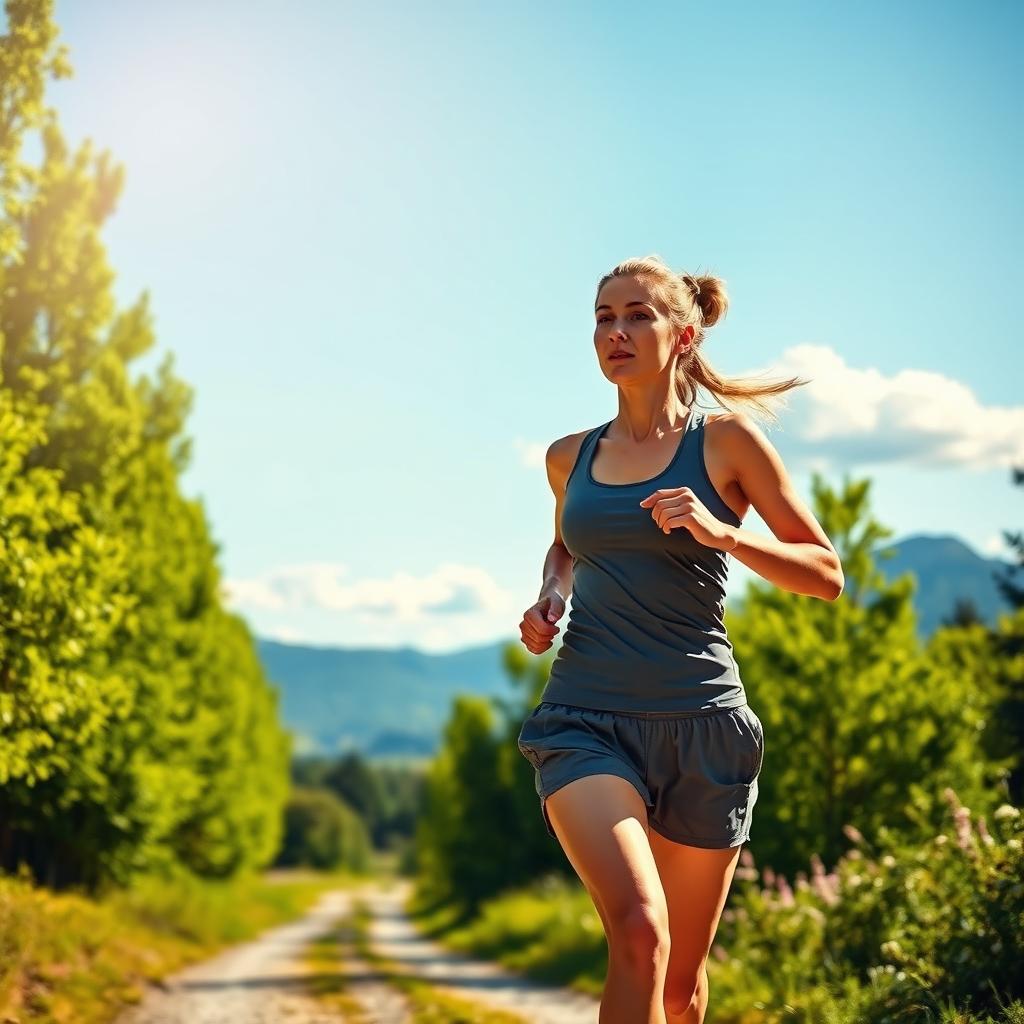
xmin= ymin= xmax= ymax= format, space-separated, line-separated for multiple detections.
xmin=596 ymin=254 xmax=811 ymax=423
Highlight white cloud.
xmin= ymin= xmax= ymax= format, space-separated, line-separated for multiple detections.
xmin=513 ymin=437 xmax=548 ymax=470
xmin=259 ymin=624 xmax=310 ymax=644
xmin=223 ymin=561 xmax=516 ymax=622
xmin=746 ymin=345 xmax=1023 ymax=471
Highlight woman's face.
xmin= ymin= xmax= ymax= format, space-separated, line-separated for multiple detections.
xmin=593 ymin=275 xmax=690 ymax=382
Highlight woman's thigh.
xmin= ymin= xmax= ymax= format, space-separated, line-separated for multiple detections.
xmin=545 ymin=773 xmax=668 ymax=925
xmin=649 ymin=828 xmax=741 ymax=988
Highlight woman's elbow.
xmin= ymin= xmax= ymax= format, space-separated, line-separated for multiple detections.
xmin=823 ymin=561 xmax=845 ymax=601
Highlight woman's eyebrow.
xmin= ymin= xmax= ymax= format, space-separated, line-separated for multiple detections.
xmin=595 ymin=301 xmax=654 ymax=313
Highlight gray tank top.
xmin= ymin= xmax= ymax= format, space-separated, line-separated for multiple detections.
xmin=540 ymin=407 xmax=747 ymax=713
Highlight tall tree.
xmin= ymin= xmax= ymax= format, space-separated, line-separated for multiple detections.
xmin=414 ymin=695 xmax=521 ymax=912
xmin=729 ymin=474 xmax=995 ymax=876
xmin=994 ymin=466 xmax=1024 ymax=609
xmin=0 ymin=0 xmax=291 ymax=889
xmin=981 ymin=465 xmax=1024 ymax=804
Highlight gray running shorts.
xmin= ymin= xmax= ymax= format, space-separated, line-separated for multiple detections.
xmin=516 ymin=700 xmax=765 ymax=849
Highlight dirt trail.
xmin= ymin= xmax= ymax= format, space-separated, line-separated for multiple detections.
xmin=365 ymin=877 xmax=600 ymax=1024
xmin=114 ymin=887 xmax=409 ymax=1024
xmin=115 ymin=877 xmax=601 ymax=1023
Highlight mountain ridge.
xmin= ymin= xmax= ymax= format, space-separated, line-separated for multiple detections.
xmin=258 ymin=533 xmax=1019 ymax=759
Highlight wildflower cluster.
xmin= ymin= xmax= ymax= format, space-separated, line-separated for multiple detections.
xmin=708 ymin=788 xmax=1024 ymax=1022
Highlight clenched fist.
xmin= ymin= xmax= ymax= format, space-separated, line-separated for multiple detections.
xmin=519 ymin=591 xmax=566 ymax=654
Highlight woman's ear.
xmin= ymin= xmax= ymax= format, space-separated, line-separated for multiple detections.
xmin=677 ymin=324 xmax=695 ymax=354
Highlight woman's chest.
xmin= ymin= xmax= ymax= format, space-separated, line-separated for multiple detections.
xmin=561 ymin=485 xmax=707 ymax=561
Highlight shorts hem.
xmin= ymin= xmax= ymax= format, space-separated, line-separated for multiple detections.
xmin=537 ymin=764 xmax=653 ymax=839
xmin=648 ymin=821 xmax=752 ymax=849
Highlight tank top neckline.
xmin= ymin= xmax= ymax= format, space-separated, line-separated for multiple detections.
xmin=586 ymin=406 xmax=700 ymax=489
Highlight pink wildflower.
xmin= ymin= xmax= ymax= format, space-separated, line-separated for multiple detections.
xmin=776 ymin=875 xmax=795 ymax=907
xmin=976 ymin=816 xmax=994 ymax=846
xmin=812 ymin=871 xmax=840 ymax=907
xmin=953 ymin=806 xmax=974 ymax=851
xmin=842 ymin=824 xmax=865 ymax=846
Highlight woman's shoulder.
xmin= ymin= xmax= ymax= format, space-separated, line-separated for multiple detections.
xmin=546 ymin=425 xmax=601 ymax=480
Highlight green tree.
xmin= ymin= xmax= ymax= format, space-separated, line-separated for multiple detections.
xmin=993 ymin=466 xmax=1024 ymax=609
xmin=0 ymin=389 xmax=134 ymax=887
xmin=0 ymin=0 xmax=291 ymax=889
xmin=730 ymin=474 xmax=995 ymax=877
xmin=414 ymin=695 xmax=522 ymax=913
xmin=984 ymin=466 xmax=1024 ymax=803
xmin=322 ymin=751 xmax=386 ymax=844
xmin=275 ymin=786 xmax=371 ymax=872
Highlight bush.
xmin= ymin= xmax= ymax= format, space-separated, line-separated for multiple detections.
xmin=274 ymin=786 xmax=371 ymax=872
xmin=711 ymin=787 xmax=1024 ymax=1022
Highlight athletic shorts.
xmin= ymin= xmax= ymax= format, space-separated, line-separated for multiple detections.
xmin=516 ymin=700 xmax=765 ymax=849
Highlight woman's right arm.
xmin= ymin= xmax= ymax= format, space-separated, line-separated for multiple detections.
xmin=520 ymin=433 xmax=587 ymax=654
xmin=538 ymin=435 xmax=578 ymax=603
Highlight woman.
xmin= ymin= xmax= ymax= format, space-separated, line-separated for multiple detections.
xmin=516 ymin=255 xmax=844 ymax=1024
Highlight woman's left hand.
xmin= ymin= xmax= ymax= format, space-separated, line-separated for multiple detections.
xmin=639 ymin=487 xmax=737 ymax=551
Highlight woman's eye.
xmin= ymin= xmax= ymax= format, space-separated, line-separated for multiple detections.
xmin=597 ymin=312 xmax=648 ymax=323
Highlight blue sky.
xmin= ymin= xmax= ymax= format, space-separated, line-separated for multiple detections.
xmin=39 ymin=0 xmax=1023 ymax=651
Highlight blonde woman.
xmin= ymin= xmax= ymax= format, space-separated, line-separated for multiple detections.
xmin=517 ymin=255 xmax=843 ymax=1024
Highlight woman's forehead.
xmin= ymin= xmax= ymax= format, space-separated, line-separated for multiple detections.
xmin=597 ymin=274 xmax=664 ymax=309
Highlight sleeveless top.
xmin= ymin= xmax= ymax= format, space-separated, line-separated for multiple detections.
xmin=539 ymin=407 xmax=747 ymax=713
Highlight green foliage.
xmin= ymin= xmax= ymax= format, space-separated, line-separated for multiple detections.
xmin=729 ymin=473 xmax=1000 ymax=876
xmin=979 ymin=606 xmax=1024 ymax=807
xmin=410 ymin=643 xmax=583 ymax=915
xmin=415 ymin=468 xmax=1024 ymax=1016
xmin=0 ymin=0 xmax=291 ymax=889
xmin=275 ymin=786 xmax=372 ymax=872
xmin=414 ymin=694 xmax=543 ymax=912
xmin=321 ymin=751 xmax=387 ymax=841
xmin=426 ymin=873 xmax=607 ymax=994
xmin=418 ymin=792 xmax=1022 ymax=1021
xmin=0 ymin=391 xmax=133 ymax=791
xmin=993 ymin=467 xmax=1024 ymax=610
xmin=297 ymin=750 xmax=425 ymax=851
xmin=709 ymin=789 xmax=1024 ymax=1022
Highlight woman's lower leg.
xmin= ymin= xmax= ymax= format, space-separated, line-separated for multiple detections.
xmin=600 ymin=903 xmax=672 ymax=1024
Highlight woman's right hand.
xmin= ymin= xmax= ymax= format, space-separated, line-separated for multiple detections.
xmin=520 ymin=592 xmax=566 ymax=654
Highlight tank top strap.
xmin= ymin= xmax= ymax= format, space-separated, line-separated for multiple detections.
xmin=679 ymin=407 xmax=705 ymax=473
xmin=566 ymin=420 xmax=611 ymax=490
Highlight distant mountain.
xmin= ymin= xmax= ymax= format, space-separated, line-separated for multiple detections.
xmin=257 ymin=638 xmax=518 ymax=760
xmin=872 ymin=533 xmax=1016 ymax=638
xmin=259 ymin=534 xmax=1017 ymax=759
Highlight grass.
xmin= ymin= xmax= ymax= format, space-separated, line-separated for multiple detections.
xmin=303 ymin=915 xmax=379 ymax=1023
xmin=0 ymin=863 xmax=367 ymax=1024
xmin=407 ymin=873 xmax=608 ymax=998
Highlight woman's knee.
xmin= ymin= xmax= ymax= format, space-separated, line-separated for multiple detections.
xmin=664 ymin=957 xmax=708 ymax=1018
xmin=606 ymin=900 xmax=671 ymax=969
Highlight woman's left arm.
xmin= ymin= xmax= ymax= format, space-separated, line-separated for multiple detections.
xmin=719 ymin=413 xmax=844 ymax=601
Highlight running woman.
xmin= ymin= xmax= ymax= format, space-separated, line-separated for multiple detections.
xmin=517 ymin=255 xmax=844 ymax=1024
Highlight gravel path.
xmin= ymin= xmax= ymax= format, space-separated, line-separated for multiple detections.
xmin=365 ymin=878 xmax=601 ymax=1024
xmin=114 ymin=887 xmax=408 ymax=1024
xmin=114 ymin=877 xmax=601 ymax=1024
